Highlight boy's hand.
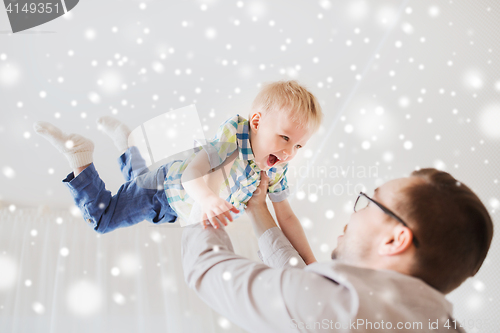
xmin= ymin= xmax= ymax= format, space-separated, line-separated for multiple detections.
xmin=201 ymin=195 xmax=239 ymax=229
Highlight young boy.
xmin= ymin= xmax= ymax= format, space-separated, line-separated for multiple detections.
xmin=33 ymin=80 xmax=323 ymax=265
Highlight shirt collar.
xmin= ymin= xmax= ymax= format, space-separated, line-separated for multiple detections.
xmin=236 ymin=115 xmax=256 ymax=162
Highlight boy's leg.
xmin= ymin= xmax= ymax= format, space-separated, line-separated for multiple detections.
xmin=118 ymin=146 xmax=150 ymax=182
xmin=97 ymin=116 xmax=149 ymax=182
xmin=33 ymin=120 xmax=176 ymax=233
xmin=63 ymin=162 xmax=177 ymax=234
xmin=33 ymin=121 xmax=94 ymax=171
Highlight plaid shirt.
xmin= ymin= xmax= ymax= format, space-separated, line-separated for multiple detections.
xmin=164 ymin=115 xmax=289 ymax=223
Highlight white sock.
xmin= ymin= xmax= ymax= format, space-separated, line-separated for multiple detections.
xmin=96 ymin=116 xmax=131 ymax=153
xmin=33 ymin=121 xmax=94 ymax=169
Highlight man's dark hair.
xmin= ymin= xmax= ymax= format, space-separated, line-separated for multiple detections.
xmin=399 ymin=168 xmax=493 ymax=294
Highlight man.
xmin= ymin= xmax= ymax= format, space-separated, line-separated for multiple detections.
xmin=181 ymin=168 xmax=493 ymax=332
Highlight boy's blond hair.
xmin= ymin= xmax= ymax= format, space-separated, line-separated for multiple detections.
xmin=250 ymin=80 xmax=323 ymax=132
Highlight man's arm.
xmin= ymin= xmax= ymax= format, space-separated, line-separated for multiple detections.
xmin=246 ymin=173 xmax=307 ymax=268
xmin=182 ymin=223 xmax=306 ymax=333
xmin=181 ymin=173 xmax=356 ymax=332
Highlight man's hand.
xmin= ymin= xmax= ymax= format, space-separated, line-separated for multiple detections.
xmin=246 ymin=172 xmax=269 ymax=211
xmin=201 ymin=195 xmax=240 ymax=229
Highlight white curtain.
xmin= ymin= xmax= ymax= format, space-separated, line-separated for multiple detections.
xmin=0 ymin=207 xmax=260 ymax=333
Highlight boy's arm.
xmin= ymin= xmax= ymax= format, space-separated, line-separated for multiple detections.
xmin=181 ymin=149 xmax=239 ymax=227
xmin=181 ymin=149 xmax=215 ymax=203
xmin=271 ymin=199 xmax=317 ymax=265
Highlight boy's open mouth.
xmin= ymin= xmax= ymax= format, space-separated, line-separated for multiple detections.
xmin=267 ymin=154 xmax=280 ymax=167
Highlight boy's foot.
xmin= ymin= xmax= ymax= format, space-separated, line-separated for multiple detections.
xmin=96 ymin=116 xmax=131 ymax=154
xmin=33 ymin=121 xmax=94 ymax=169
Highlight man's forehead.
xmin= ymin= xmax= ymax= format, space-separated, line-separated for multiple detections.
xmin=374 ymin=177 xmax=415 ymax=199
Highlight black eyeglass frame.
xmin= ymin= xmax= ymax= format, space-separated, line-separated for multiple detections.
xmin=354 ymin=192 xmax=420 ymax=248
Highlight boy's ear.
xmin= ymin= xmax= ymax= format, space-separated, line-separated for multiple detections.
xmin=249 ymin=112 xmax=261 ymax=131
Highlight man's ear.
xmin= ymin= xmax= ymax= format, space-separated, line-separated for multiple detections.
xmin=378 ymin=225 xmax=414 ymax=256
xmin=249 ymin=112 xmax=261 ymax=131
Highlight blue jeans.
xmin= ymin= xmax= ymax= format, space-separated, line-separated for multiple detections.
xmin=62 ymin=146 xmax=178 ymax=234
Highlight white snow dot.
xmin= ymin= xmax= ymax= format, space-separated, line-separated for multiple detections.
xmin=320 ymin=244 xmax=330 ymax=253
xmin=65 ymin=140 xmax=74 ymax=149
xmin=301 ymin=218 xmax=313 ymax=230
xmin=39 ymin=91 xmax=47 ymax=98
xmin=117 ymin=254 xmax=140 ymax=276
xmin=382 ymin=151 xmax=394 ymax=163
xmin=325 ymin=210 xmax=335 ymax=219
xmin=84 ymin=29 xmax=96 ymax=40
xmin=60 ymin=247 xmax=69 ymax=257
xmin=403 ymin=141 xmax=413 ymax=150
xmin=0 ymin=62 xmax=21 ymax=87
xmin=205 ymin=28 xmax=217 ymax=39
xmin=319 ymin=0 xmax=331 ymax=10
xmin=113 ymin=293 xmax=126 ymax=305
xmin=66 ymin=280 xmax=103 ymax=316
xmin=32 ymin=302 xmax=45 ymax=314
xmin=296 ymin=191 xmax=305 ymax=200
xmin=308 ymin=193 xmax=318 ymax=203
xmin=88 ymin=92 xmax=101 ymax=104
xmin=25 ymin=279 xmax=32 ymax=287
xmin=401 ymin=22 xmax=414 ymax=34
xmin=0 ymin=256 xmax=17 ymax=290
xmin=152 ymin=61 xmax=164 ymax=73
xmin=472 ymin=280 xmax=485 ymax=292
xmin=433 ymin=160 xmax=446 ymax=171
xmin=150 ymin=231 xmax=162 ymax=243
xmin=361 ymin=141 xmax=371 ymax=150
xmin=429 ymin=6 xmax=440 ymax=17
xmin=289 ymin=257 xmax=299 ymax=266
xmin=494 ymin=81 xmax=500 ymax=91
xmin=395 ymin=41 xmax=402 ymax=48
xmin=222 ymin=271 xmax=232 ymax=281
xmin=478 ymin=105 xmax=500 ymax=140
xmin=489 ymin=198 xmax=499 ymax=209
xmin=218 ymin=317 xmax=231 ymax=329
xmin=30 ymin=229 xmax=38 ymax=237
xmin=110 ymin=267 xmax=120 ymax=276
xmin=2 ymin=166 xmax=16 ymax=179
xmin=463 ymin=70 xmax=483 ymax=90
xmin=0 ymin=54 xmax=6 ymax=61
xmin=398 ymin=96 xmax=410 ymax=108
xmin=139 ymin=3 xmax=146 ymax=10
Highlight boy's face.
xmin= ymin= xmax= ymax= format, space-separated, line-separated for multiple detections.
xmin=249 ymin=110 xmax=313 ymax=171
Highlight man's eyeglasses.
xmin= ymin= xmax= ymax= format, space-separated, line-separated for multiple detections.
xmin=354 ymin=192 xmax=420 ymax=248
